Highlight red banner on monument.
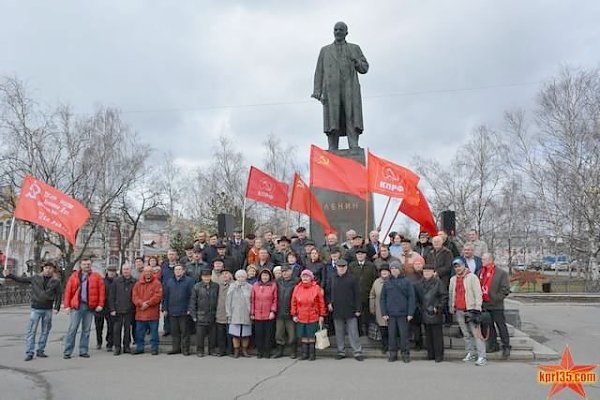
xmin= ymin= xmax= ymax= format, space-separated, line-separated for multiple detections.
xmin=309 ymin=145 xmax=367 ymax=199
xmin=14 ymin=176 xmax=90 ymax=245
xmin=289 ymin=173 xmax=334 ymax=234
xmin=245 ymin=166 xmax=289 ymax=210
xmin=367 ymin=151 xmax=420 ymax=205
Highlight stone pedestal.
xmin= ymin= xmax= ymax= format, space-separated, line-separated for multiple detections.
xmin=310 ymin=148 xmax=375 ymax=244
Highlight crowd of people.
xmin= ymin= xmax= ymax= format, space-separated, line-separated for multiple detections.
xmin=3 ymin=226 xmax=511 ymax=366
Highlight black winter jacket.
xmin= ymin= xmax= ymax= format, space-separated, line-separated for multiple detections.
xmin=108 ymin=275 xmax=136 ymax=314
xmin=417 ymin=276 xmax=448 ymax=324
xmin=326 ymin=272 xmax=361 ymax=319
xmin=276 ymin=277 xmax=298 ymax=319
xmin=8 ymin=274 xmax=62 ymax=311
xmin=189 ymin=281 xmax=219 ymax=324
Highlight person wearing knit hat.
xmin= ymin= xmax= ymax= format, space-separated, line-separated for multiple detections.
xmin=369 ymin=262 xmax=391 ymax=354
xmin=381 ymin=261 xmax=416 ymax=363
xmin=290 ymin=267 xmax=326 ymax=361
xmin=272 ymin=265 xmax=282 ymax=280
xmin=274 ymin=264 xmax=299 ymax=359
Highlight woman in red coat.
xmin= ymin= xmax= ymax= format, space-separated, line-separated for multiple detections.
xmin=251 ymin=269 xmax=278 ymax=359
xmin=291 ymin=269 xmax=326 ymax=361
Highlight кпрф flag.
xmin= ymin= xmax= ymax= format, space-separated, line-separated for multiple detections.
xmin=245 ymin=166 xmax=289 ymax=210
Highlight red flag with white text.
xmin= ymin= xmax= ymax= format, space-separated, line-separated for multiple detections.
xmin=245 ymin=167 xmax=289 ymax=210
xmin=14 ymin=176 xmax=90 ymax=245
xmin=367 ymin=151 xmax=420 ymax=205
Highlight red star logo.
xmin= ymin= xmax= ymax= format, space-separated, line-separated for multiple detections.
xmin=538 ymin=346 xmax=598 ymax=399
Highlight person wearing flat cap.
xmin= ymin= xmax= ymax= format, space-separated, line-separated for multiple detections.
xmin=95 ymin=265 xmax=117 ymax=352
xmin=189 ymin=269 xmax=219 ymax=357
xmin=417 ymin=264 xmax=448 ymax=363
xmin=272 ymin=236 xmax=291 ymax=266
xmin=274 ymin=265 xmax=300 ymax=359
xmin=369 ymin=263 xmax=391 ymax=354
xmin=326 ymin=258 xmax=364 ymax=361
xmin=349 ymin=247 xmax=377 ymax=336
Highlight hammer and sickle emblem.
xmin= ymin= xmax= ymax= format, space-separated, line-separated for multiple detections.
xmin=25 ymin=182 xmax=42 ymax=200
xmin=317 ymin=155 xmax=330 ymax=166
xmin=259 ymin=178 xmax=274 ymax=193
xmin=296 ymin=180 xmax=305 ymax=188
xmin=383 ymin=166 xmax=400 ymax=182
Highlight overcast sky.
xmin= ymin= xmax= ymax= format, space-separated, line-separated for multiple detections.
xmin=2 ymin=0 xmax=599 ymax=232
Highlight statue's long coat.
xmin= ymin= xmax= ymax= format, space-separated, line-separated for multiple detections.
xmin=313 ymin=41 xmax=369 ymax=137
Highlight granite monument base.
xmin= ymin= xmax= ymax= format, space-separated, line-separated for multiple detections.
xmin=310 ymin=147 xmax=375 ymax=244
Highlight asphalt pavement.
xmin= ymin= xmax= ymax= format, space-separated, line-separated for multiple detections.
xmin=0 ymin=302 xmax=598 ymax=400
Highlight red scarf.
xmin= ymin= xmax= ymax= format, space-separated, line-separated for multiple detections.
xmin=480 ymin=264 xmax=496 ymax=302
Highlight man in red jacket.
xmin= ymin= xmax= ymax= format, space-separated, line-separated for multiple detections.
xmin=132 ymin=266 xmax=163 ymax=355
xmin=63 ymin=258 xmax=105 ymax=359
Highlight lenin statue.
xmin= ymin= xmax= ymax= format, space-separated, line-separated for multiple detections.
xmin=312 ymin=22 xmax=369 ymax=151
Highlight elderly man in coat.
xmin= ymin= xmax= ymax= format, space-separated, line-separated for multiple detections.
xmin=312 ymin=21 xmax=369 ymax=150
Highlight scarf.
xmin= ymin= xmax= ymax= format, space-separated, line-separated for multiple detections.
xmin=480 ymin=264 xmax=496 ymax=303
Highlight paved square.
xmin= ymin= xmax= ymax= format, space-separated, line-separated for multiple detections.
xmin=0 ymin=302 xmax=598 ymax=400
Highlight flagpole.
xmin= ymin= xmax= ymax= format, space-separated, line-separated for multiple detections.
xmin=241 ymin=197 xmax=247 ymax=237
xmin=384 ymin=208 xmax=401 ymax=242
xmin=364 ymin=195 xmax=369 ymax=240
xmin=376 ymin=196 xmax=392 ymax=232
xmin=3 ymin=216 xmax=16 ymax=272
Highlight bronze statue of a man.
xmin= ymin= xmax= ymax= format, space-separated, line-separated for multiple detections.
xmin=312 ymin=21 xmax=369 ymax=151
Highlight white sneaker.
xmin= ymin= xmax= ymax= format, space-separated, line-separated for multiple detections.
xmin=462 ymin=353 xmax=477 ymax=362
xmin=475 ymin=357 xmax=487 ymax=366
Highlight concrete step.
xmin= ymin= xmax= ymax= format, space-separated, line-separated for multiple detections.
xmin=146 ymin=343 xmax=536 ymax=361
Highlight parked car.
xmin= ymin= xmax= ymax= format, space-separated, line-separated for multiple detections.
xmin=514 ymin=263 xmax=527 ymax=272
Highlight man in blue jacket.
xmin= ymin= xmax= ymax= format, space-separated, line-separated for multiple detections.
xmin=163 ymin=264 xmax=194 ymax=355
xmin=380 ymin=263 xmax=416 ymax=363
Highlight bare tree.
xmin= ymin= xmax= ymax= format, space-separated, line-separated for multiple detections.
xmin=0 ymin=77 xmax=150 ymax=275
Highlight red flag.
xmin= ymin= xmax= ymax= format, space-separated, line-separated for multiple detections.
xmin=398 ymin=189 xmax=437 ymax=237
xmin=309 ymin=145 xmax=367 ymax=199
xmin=367 ymin=151 xmax=420 ymax=205
xmin=245 ymin=166 xmax=289 ymax=210
xmin=290 ymin=173 xmax=334 ymax=234
xmin=14 ymin=176 xmax=90 ymax=245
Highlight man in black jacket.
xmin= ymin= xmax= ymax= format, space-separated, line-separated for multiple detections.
xmin=326 ymin=259 xmax=364 ymax=361
xmin=226 ymin=228 xmax=248 ymax=272
xmin=3 ymin=261 xmax=62 ymax=361
xmin=349 ymin=247 xmax=377 ymax=336
xmin=189 ymin=269 xmax=219 ymax=357
xmin=417 ymin=264 xmax=448 ymax=362
xmin=480 ymin=253 xmax=511 ymax=359
xmin=108 ymin=263 xmax=136 ymax=355
xmin=95 ymin=266 xmax=116 ymax=351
